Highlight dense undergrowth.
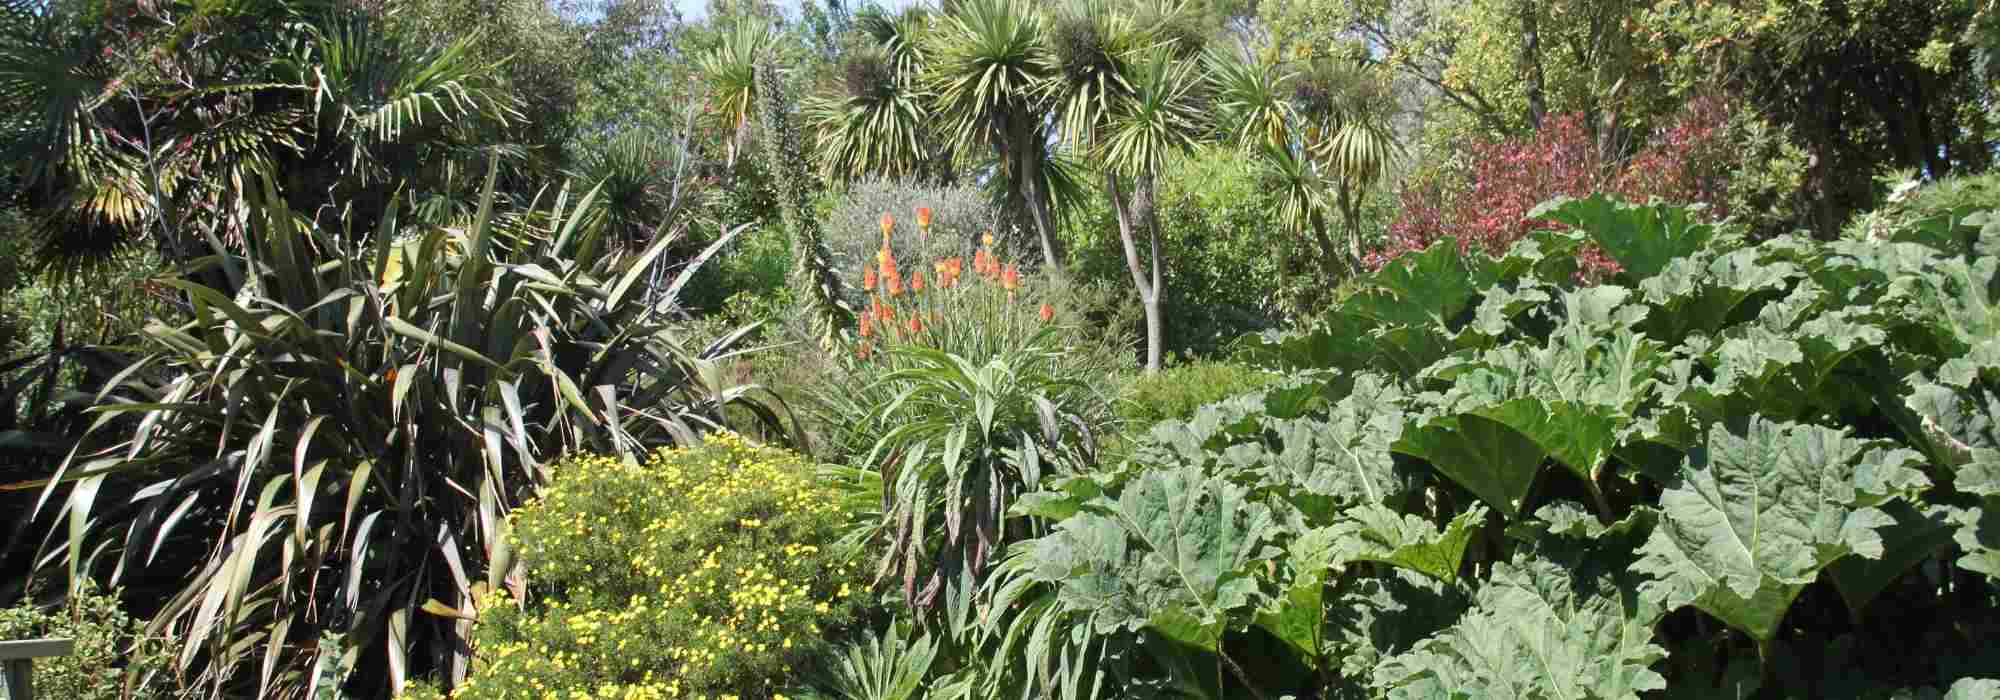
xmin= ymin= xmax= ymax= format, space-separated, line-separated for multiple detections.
xmin=962 ymin=194 xmax=2000 ymax=698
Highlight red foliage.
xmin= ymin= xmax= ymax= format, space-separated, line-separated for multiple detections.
xmin=1379 ymin=94 xmax=1746 ymax=277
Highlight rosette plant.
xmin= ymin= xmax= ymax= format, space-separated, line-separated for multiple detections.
xmin=29 ymin=161 xmax=791 ymax=698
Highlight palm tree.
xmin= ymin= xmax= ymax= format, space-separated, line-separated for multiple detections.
xmin=1205 ymin=46 xmax=1398 ymax=279
xmin=806 ymin=8 xmax=941 ymax=181
xmin=0 ymin=1 xmax=519 ymax=273
xmin=924 ymin=0 xmax=1065 ymax=275
xmin=1098 ymin=47 xmax=1207 ymax=372
xmin=696 ymin=18 xmax=776 ymax=168
xmin=1039 ymin=0 xmax=1199 ymax=372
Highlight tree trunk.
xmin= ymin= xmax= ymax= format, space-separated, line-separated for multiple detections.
xmin=1107 ymin=171 xmax=1163 ymax=373
xmin=1138 ymin=171 xmax=1165 ymax=372
xmin=1337 ymin=180 xmax=1364 ymax=276
xmin=1521 ymin=0 xmax=1548 ymax=132
xmin=1018 ymin=137 xmax=1067 ymax=278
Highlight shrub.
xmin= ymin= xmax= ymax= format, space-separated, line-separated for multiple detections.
xmin=1115 ymin=361 xmax=1275 ymax=428
xmin=1066 ymin=149 xmax=1299 ymax=353
xmin=0 ymin=585 xmax=179 ymax=700
xmin=437 ymin=433 xmax=867 ymax=700
xmin=1381 ymin=92 xmax=1809 ymax=272
xmin=37 ymin=170 xmax=791 ymax=698
xmin=809 ymin=236 xmax=1128 ymax=465
xmin=820 ymin=179 xmax=999 ymax=311
xmin=805 ymin=234 xmax=1125 ymax=615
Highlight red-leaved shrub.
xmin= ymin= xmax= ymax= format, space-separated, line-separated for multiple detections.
xmin=1380 ymin=93 xmax=1754 ymax=277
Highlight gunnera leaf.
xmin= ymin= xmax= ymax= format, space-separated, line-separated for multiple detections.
xmin=1256 ymin=374 xmax=1415 ymax=509
xmin=1394 ymin=409 xmax=1546 ymax=519
xmin=1633 ymin=417 xmax=1930 ymax=642
xmin=1825 ymin=500 xmax=1956 ymax=618
xmin=1325 ymin=504 xmax=1486 ymax=584
xmin=1529 ymin=193 xmax=1719 ymax=281
xmin=1372 ymin=556 xmax=1668 ymax=699
xmin=1022 ymin=464 xmax=1283 ymax=648
xmin=1948 ymin=501 xmax=2000 ymax=582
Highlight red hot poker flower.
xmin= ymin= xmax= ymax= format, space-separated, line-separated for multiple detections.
xmin=1039 ymin=302 xmax=1055 ymax=323
xmin=880 ymin=213 xmax=895 ymax=240
xmin=915 ymin=206 xmax=933 ymax=233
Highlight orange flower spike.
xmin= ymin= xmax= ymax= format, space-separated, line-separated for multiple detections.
xmin=862 ymin=266 xmax=878 ymax=291
xmin=1002 ymin=264 xmax=1020 ymax=293
xmin=859 ymin=310 xmax=875 ymax=338
xmin=915 ymin=206 xmax=933 ymax=234
xmin=880 ymin=213 xmax=895 ymax=240
xmin=911 ymin=271 xmax=926 ymax=294
xmin=907 ymin=315 xmax=924 ymax=335
xmin=1039 ymin=302 xmax=1055 ymax=323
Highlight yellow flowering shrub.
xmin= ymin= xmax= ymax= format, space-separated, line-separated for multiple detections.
xmin=427 ymin=433 xmax=866 ymax=700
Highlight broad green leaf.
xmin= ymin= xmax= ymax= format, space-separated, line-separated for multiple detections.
xmin=1373 ymin=556 xmax=1668 ymax=699
xmin=1255 ymin=525 xmax=1341 ymax=662
xmin=1826 ymin=500 xmax=1955 ymax=617
xmin=1258 ymin=374 xmax=1413 ymax=509
xmin=1637 ymin=247 xmax=1797 ymax=342
xmin=1326 ymin=504 xmax=1486 ymax=584
xmin=1018 ymin=465 xmax=1282 ymax=648
xmin=1324 ymin=568 xmax=1467 ymax=684
xmin=1948 ymin=501 xmax=2000 ymax=582
xmin=1944 ymin=678 xmax=2000 ymax=700
xmin=1904 ymin=379 xmax=2000 ymax=499
xmin=1531 ymin=193 xmax=1719 ymax=281
xmin=1633 ymin=418 xmax=1928 ymax=642
xmin=1395 ymin=411 xmax=1546 ymax=519
xmin=1345 ymin=237 xmax=1494 ymax=328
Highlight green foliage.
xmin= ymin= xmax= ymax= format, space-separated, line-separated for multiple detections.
xmin=0 ymin=585 xmax=179 ymax=700
xmin=942 ymin=193 xmax=2000 ymax=698
xmin=807 ymin=626 xmax=939 ymax=700
xmin=35 ymin=167 xmax=791 ymax=698
xmin=1374 ymin=557 xmax=1668 ymax=699
xmin=758 ymin=54 xmax=853 ymax=348
xmin=821 ymin=178 xmax=999 ymax=310
xmin=848 ymin=333 xmax=1112 ymax=611
xmin=440 ymin=434 xmax=867 ymax=700
xmin=1634 ymin=418 xmax=1928 ymax=645
xmin=810 ymin=240 xmax=1129 ymax=466
xmin=1066 ymin=149 xmax=1294 ymax=357
xmin=1115 ymin=361 xmax=1275 ymax=427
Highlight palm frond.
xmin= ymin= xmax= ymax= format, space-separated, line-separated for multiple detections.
xmin=810 ymin=47 xmax=936 ymax=180
xmin=1099 ymin=48 xmax=1206 ymax=178
xmin=1258 ymin=141 xmax=1331 ymax=238
xmin=1201 ymin=45 xmax=1294 ymax=151
xmin=924 ymin=0 xmax=1053 ymax=153
xmin=697 ymin=19 xmax=777 ymax=148
xmin=1044 ymin=0 xmax=1139 ymax=147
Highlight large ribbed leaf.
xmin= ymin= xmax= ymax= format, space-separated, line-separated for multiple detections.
xmin=1395 ymin=409 xmax=1546 ymax=519
xmin=1530 ymin=193 xmax=1718 ymax=281
xmin=1256 ymin=374 xmax=1413 ymax=509
xmin=1633 ymin=418 xmax=1929 ymax=642
xmin=1825 ymin=500 xmax=1957 ymax=617
xmin=1019 ymin=464 xmax=1281 ymax=648
xmin=1325 ymin=504 xmax=1486 ymax=584
xmin=1373 ymin=557 xmax=1668 ymax=699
